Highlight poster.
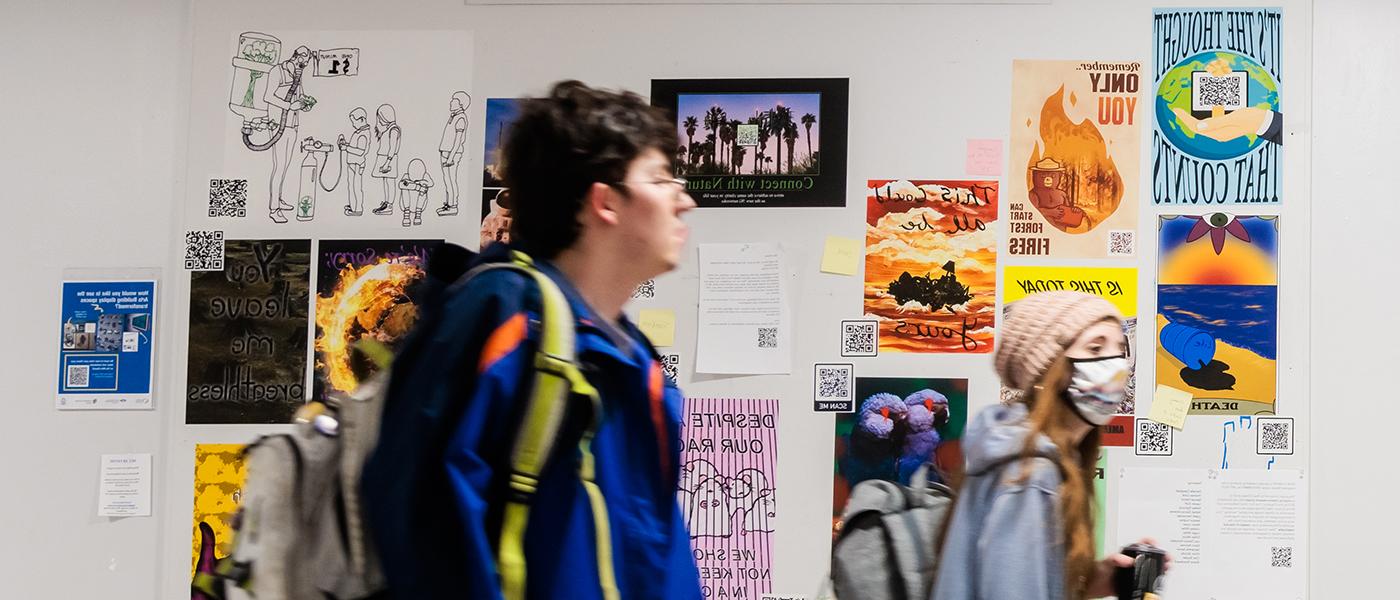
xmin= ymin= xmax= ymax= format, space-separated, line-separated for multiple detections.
xmin=480 ymin=98 xmax=523 ymax=248
xmin=191 ymin=444 xmax=247 ymax=577
xmin=56 ymin=280 xmax=157 ymax=410
xmin=863 ymin=180 xmax=997 ymax=353
xmin=1001 ymin=266 xmax=1137 ymax=412
xmin=186 ymin=239 xmax=311 ymax=424
xmin=1157 ymin=214 xmax=1278 ymax=415
xmin=1009 ymin=60 xmax=1141 ymax=258
xmin=199 ymin=30 xmax=472 ymax=225
xmin=313 ymin=239 xmax=439 ymax=401
xmin=678 ymin=398 xmax=779 ymax=598
xmin=651 ymin=78 xmax=849 ymax=208
xmin=1152 ymin=9 xmax=1283 ymax=204
xmin=695 ymin=243 xmax=791 ymax=375
xmin=833 ymin=377 xmax=968 ymax=535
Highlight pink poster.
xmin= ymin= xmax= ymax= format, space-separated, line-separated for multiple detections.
xmin=677 ymin=397 xmax=779 ymax=598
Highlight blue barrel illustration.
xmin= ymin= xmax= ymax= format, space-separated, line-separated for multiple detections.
xmin=1160 ymin=322 xmax=1216 ymax=370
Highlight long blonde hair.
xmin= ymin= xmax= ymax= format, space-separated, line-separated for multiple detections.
xmin=1015 ymin=356 xmax=1100 ymax=600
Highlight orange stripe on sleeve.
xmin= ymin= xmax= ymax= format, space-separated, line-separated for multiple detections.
xmin=477 ymin=313 xmax=528 ymax=373
xmin=647 ymin=362 xmax=670 ymax=478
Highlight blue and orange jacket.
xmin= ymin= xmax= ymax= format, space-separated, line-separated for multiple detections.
xmin=368 ymin=244 xmax=702 ymax=599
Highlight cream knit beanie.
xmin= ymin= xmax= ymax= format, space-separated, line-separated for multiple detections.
xmin=995 ymin=290 xmax=1124 ymax=393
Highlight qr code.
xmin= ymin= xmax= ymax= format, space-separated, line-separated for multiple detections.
xmin=1257 ymin=417 xmax=1294 ymax=455
xmin=1271 ymin=546 xmax=1293 ymax=568
xmin=840 ymin=320 xmax=878 ymax=357
xmin=816 ymin=365 xmax=852 ymax=399
xmin=1195 ymin=73 xmax=1245 ymax=109
xmin=184 ymin=230 xmax=226 ymax=271
xmin=208 ymin=178 xmax=248 ymax=217
xmin=1108 ymin=230 xmax=1135 ymax=256
xmin=757 ymin=327 xmax=778 ymax=349
xmin=66 ymin=364 xmax=90 ymax=388
xmin=1135 ymin=418 xmax=1173 ymax=456
xmin=632 ymin=279 xmax=656 ymax=300
xmin=661 ymin=353 xmax=680 ymax=384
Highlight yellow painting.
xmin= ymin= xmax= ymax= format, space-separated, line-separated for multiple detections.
xmin=191 ymin=444 xmax=246 ymax=577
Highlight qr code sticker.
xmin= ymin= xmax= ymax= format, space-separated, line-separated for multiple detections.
xmin=1256 ymin=417 xmax=1294 ymax=455
xmin=813 ymin=363 xmax=854 ymax=412
xmin=184 ymin=230 xmax=226 ymax=271
xmin=1107 ymin=230 xmax=1135 ymax=256
xmin=66 ymin=364 xmax=90 ymax=388
xmin=757 ymin=327 xmax=778 ymax=349
xmin=1271 ymin=546 xmax=1293 ymax=568
xmin=1135 ymin=418 xmax=1173 ymax=456
xmin=661 ymin=353 xmax=680 ymax=384
xmin=840 ymin=320 xmax=878 ymax=357
xmin=632 ymin=279 xmax=656 ymax=300
xmin=208 ymin=178 xmax=248 ymax=218
xmin=1192 ymin=71 xmax=1248 ymax=111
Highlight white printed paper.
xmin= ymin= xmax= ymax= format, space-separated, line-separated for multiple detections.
xmin=98 ymin=454 xmax=152 ymax=517
xmin=695 ymin=243 xmax=791 ymax=374
xmin=1117 ymin=468 xmax=1306 ymax=599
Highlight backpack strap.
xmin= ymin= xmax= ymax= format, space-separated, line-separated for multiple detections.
xmin=489 ymin=250 xmax=620 ymax=600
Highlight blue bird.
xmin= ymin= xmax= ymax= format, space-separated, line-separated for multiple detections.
xmin=842 ymin=392 xmax=909 ymax=487
xmin=898 ymin=389 xmax=951 ymax=485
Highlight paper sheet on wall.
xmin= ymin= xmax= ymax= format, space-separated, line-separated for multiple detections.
xmin=695 ymin=243 xmax=791 ymax=374
xmin=1117 ymin=468 xmax=1306 ymax=599
xmin=98 ymin=453 xmax=152 ymax=517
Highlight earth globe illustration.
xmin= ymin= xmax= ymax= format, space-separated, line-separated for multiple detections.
xmin=1155 ymin=50 xmax=1280 ymax=161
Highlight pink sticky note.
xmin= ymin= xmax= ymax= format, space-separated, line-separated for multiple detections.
xmin=965 ymin=139 xmax=1003 ymax=177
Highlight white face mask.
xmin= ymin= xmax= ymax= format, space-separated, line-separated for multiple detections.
xmin=1066 ymin=356 xmax=1130 ymax=425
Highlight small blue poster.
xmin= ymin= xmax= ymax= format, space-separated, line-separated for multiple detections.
xmin=57 ymin=280 xmax=157 ymax=409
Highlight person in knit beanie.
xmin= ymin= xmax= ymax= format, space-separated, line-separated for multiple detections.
xmin=933 ymin=291 xmax=1169 ymax=600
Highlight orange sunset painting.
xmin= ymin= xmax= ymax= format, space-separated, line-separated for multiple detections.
xmin=863 ymin=180 xmax=998 ymax=353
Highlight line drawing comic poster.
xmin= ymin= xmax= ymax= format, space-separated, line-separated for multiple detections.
xmin=186 ymin=239 xmax=311 ymax=424
xmin=651 ymin=78 xmax=848 ymax=208
xmin=1157 ymin=214 xmax=1278 ymax=415
xmin=191 ymin=444 xmax=246 ymax=578
xmin=678 ymin=398 xmax=778 ymax=598
xmin=200 ymin=30 xmax=472 ymax=224
xmin=1152 ymin=8 xmax=1283 ymax=204
xmin=863 ymin=180 xmax=997 ymax=354
xmin=833 ymin=377 xmax=967 ymax=536
xmin=313 ymin=239 xmax=439 ymax=401
xmin=480 ymin=98 xmax=523 ymax=248
xmin=1009 ymin=60 xmax=1141 ymax=258
xmin=1002 ymin=266 xmax=1137 ymax=412
xmin=56 ymin=280 xmax=157 ymax=410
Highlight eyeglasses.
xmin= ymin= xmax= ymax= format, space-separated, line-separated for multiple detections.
xmin=614 ymin=177 xmax=688 ymax=189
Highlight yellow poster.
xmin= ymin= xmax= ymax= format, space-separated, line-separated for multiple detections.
xmin=1008 ymin=60 xmax=1141 ymax=258
xmin=1002 ymin=266 xmax=1137 ymax=412
xmin=191 ymin=444 xmax=246 ymax=577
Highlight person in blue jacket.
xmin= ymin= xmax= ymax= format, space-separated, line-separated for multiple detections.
xmin=367 ymin=80 xmax=700 ymax=600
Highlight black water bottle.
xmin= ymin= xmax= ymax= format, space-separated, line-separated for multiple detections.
xmin=1114 ymin=542 xmax=1167 ymax=600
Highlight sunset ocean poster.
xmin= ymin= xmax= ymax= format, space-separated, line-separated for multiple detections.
xmin=1156 ymin=214 xmax=1278 ymax=415
xmin=863 ymin=180 xmax=997 ymax=353
xmin=1008 ymin=60 xmax=1141 ymax=258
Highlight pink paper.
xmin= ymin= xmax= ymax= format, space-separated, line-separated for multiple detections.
xmin=965 ymin=138 xmax=1003 ymax=177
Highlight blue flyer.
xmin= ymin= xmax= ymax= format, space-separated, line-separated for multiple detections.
xmin=57 ymin=280 xmax=157 ymax=409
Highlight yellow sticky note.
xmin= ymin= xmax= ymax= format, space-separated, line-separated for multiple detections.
xmin=637 ymin=309 xmax=676 ymax=347
xmin=1149 ymin=384 xmax=1192 ymax=430
xmin=821 ymin=236 xmax=861 ymax=276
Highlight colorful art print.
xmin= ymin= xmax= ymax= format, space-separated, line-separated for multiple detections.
xmin=677 ymin=397 xmax=778 ymax=598
xmin=1002 ymin=266 xmax=1138 ymax=413
xmin=56 ymin=280 xmax=157 ymax=409
xmin=1156 ymin=214 xmax=1278 ymax=415
xmin=833 ymin=378 xmax=967 ymax=535
xmin=1152 ymin=8 xmax=1283 ymax=204
xmin=186 ymin=239 xmax=311 ymax=424
xmin=313 ymin=239 xmax=439 ymax=400
xmin=480 ymin=98 xmax=523 ymax=248
xmin=191 ymin=444 xmax=246 ymax=577
xmin=1009 ymin=60 xmax=1142 ymax=258
xmin=651 ymin=78 xmax=848 ymax=208
xmin=862 ymin=180 xmax=997 ymax=354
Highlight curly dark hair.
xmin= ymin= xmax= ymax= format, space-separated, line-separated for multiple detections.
xmin=501 ymin=80 xmax=678 ymax=259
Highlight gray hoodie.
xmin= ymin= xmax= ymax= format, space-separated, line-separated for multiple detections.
xmin=931 ymin=403 xmax=1068 ymax=600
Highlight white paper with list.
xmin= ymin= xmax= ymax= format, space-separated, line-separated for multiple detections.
xmin=1117 ymin=467 xmax=1306 ymax=600
xmin=695 ymin=243 xmax=791 ymax=375
xmin=97 ymin=453 xmax=152 ymax=517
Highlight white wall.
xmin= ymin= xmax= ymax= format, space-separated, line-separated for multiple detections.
xmin=0 ymin=0 xmax=1390 ymax=598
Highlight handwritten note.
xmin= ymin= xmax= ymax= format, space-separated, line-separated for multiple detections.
xmin=637 ymin=309 xmax=676 ymax=347
xmin=1149 ymin=384 xmax=1192 ymax=429
xmin=965 ymin=139 xmax=1003 ymax=177
xmin=820 ymin=236 xmax=861 ymax=276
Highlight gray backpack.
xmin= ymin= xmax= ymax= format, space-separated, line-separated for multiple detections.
xmin=830 ymin=466 xmax=953 ymax=600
